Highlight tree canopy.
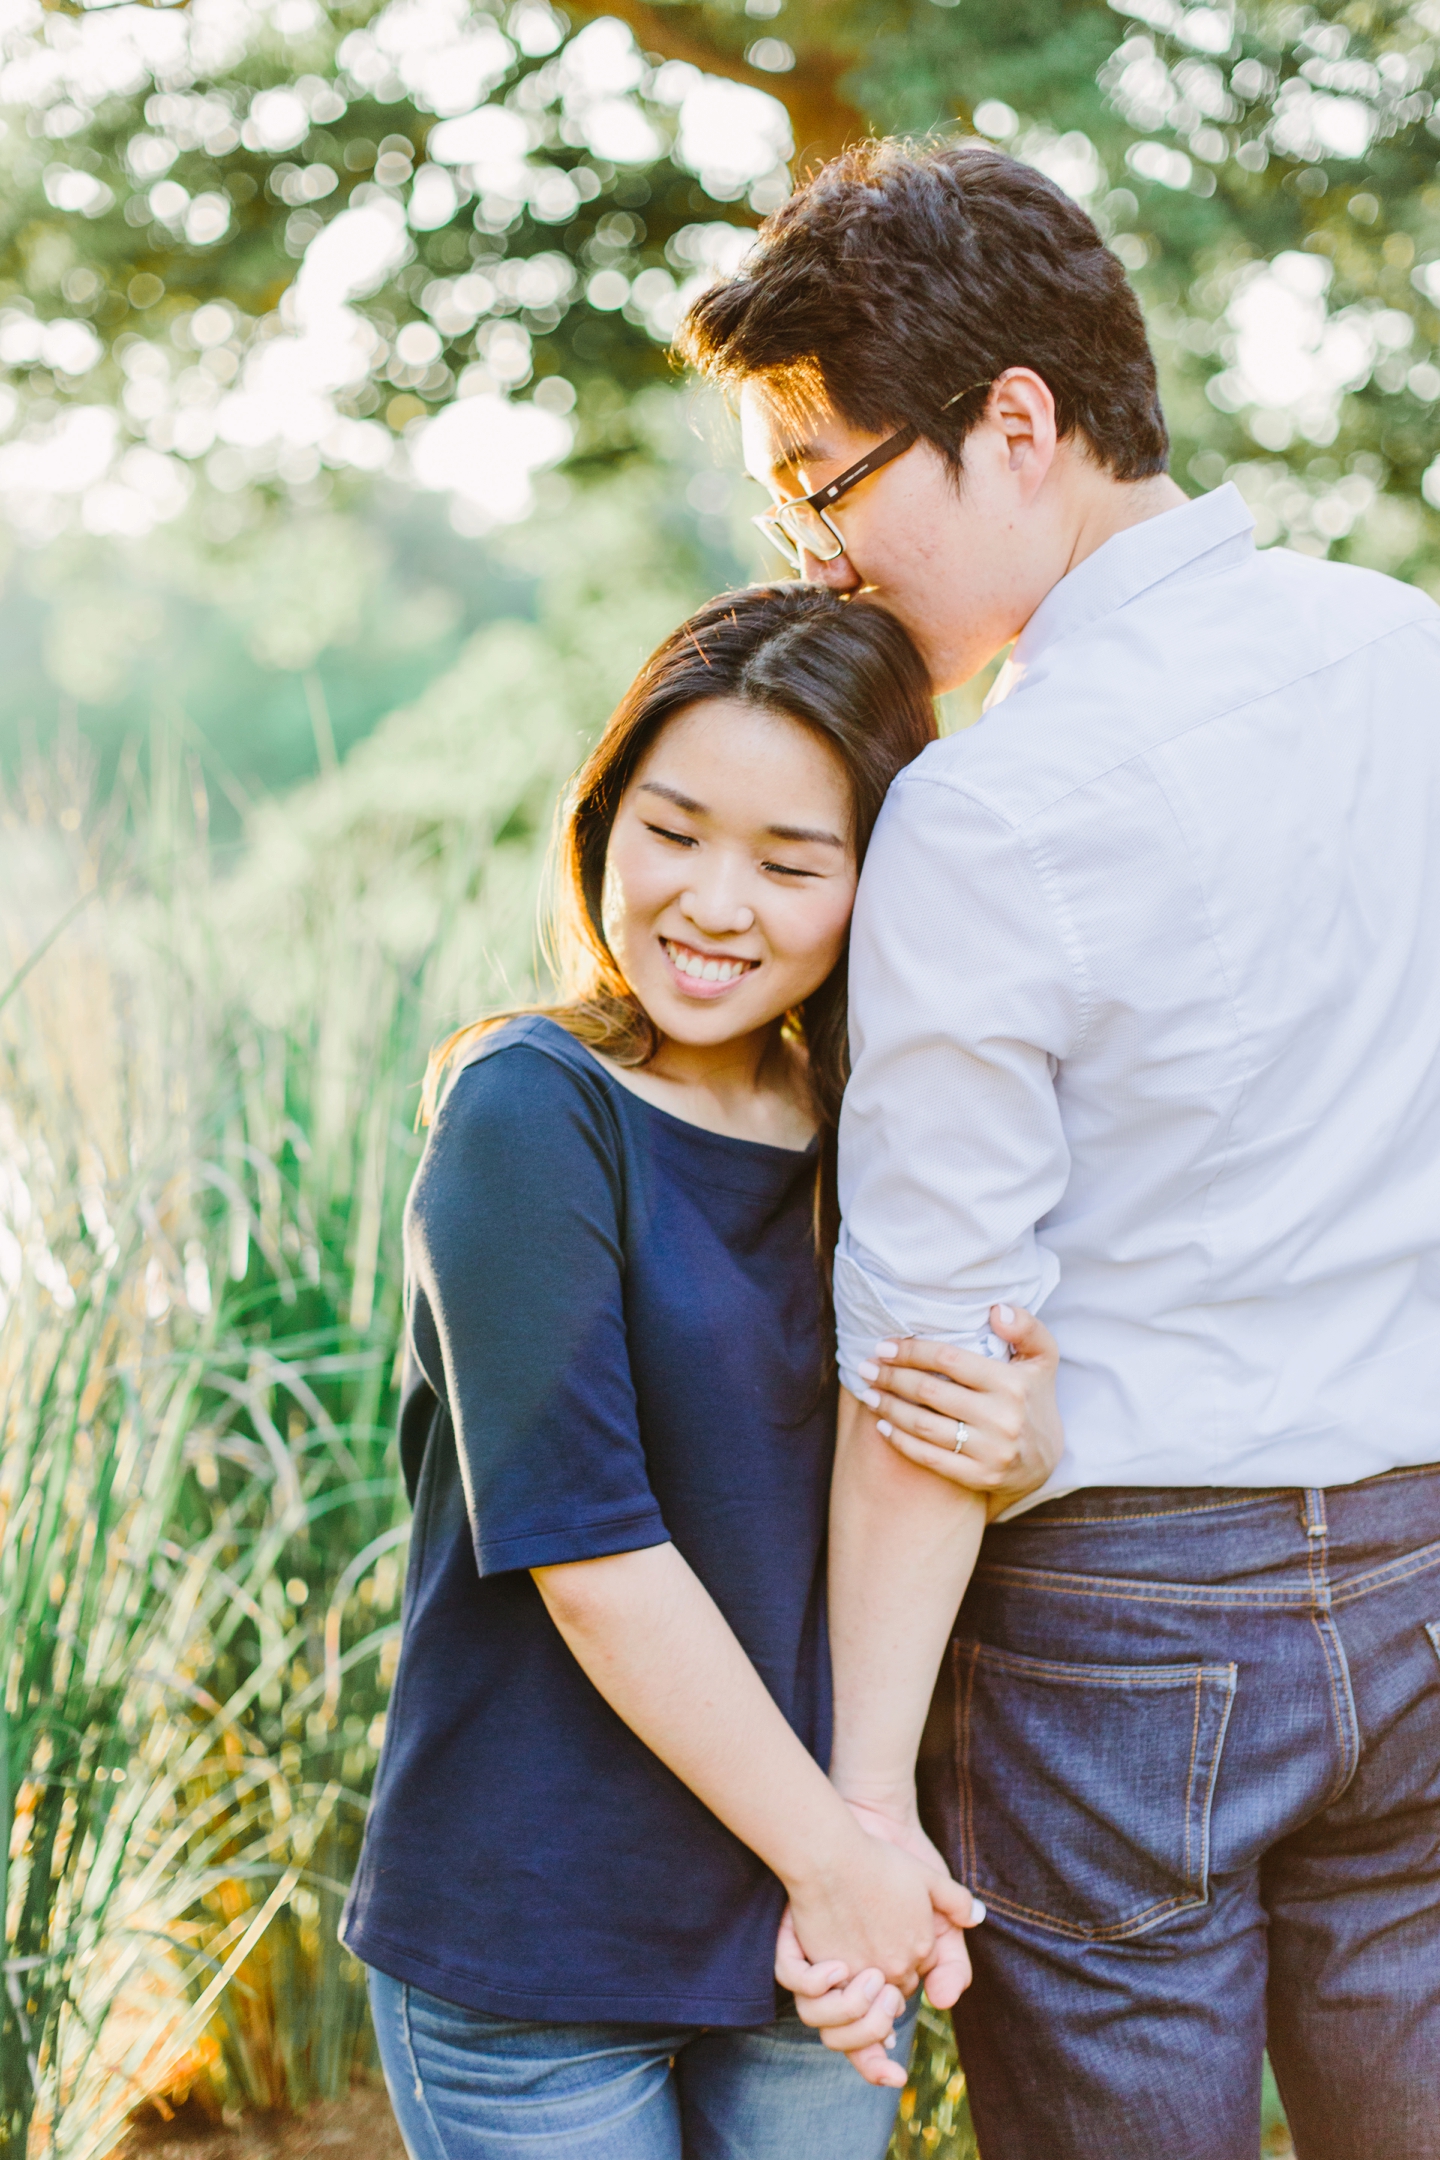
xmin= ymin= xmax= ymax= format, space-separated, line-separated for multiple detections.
xmin=0 ymin=0 xmax=1437 ymax=575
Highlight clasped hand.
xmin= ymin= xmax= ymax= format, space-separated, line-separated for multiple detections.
xmin=774 ymin=1803 xmax=983 ymax=2089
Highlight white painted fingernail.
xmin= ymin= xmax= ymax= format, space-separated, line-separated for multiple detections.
xmin=877 ymin=1420 xmax=893 ymax=1437
xmin=970 ymin=1899 xmax=986 ymax=1924
xmin=857 ymin=1360 xmax=880 ymax=1382
xmin=859 ymin=1387 xmax=880 ymax=1409
xmin=884 ymin=2033 xmax=896 ymax=2050
xmin=875 ymin=1340 xmax=900 ymax=1358
xmin=995 ymin=1305 xmax=1015 ymax=1325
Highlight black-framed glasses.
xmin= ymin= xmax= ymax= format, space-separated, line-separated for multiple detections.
xmin=751 ymin=380 xmax=994 ymax=569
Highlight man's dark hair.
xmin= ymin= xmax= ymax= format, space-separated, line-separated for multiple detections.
xmin=679 ymin=138 xmax=1169 ymax=482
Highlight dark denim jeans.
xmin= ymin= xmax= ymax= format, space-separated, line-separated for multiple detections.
xmin=919 ymin=1465 xmax=1440 ymax=2160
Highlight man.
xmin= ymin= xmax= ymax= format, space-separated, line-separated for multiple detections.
xmin=680 ymin=140 xmax=1440 ymax=2160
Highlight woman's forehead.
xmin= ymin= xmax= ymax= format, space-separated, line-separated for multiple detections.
xmin=630 ymin=698 xmax=853 ymax=833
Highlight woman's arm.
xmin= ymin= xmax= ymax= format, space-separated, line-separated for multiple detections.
xmin=533 ymin=1539 xmax=978 ymax=2064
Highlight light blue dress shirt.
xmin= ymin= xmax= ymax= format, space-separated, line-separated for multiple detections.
xmin=836 ymin=483 xmax=1440 ymax=1507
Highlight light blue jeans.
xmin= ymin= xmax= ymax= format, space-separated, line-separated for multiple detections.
xmin=367 ymin=1967 xmax=918 ymax=2160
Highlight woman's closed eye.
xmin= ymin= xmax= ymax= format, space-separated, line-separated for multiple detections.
xmin=644 ymin=821 xmax=700 ymax=849
xmin=761 ymin=859 xmax=822 ymax=880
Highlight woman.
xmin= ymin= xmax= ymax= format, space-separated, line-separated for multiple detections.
xmin=343 ymin=585 xmax=1031 ymax=2160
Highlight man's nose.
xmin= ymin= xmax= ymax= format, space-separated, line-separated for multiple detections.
xmin=800 ymin=547 xmax=864 ymax=593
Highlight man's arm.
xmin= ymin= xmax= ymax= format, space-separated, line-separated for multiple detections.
xmin=784 ymin=766 xmax=1078 ymax=2055
xmin=833 ymin=771 xmax=1084 ymax=1411
xmin=825 ymin=1387 xmax=987 ymax=1826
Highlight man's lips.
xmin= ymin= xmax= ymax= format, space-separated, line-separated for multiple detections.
xmin=660 ymin=937 xmax=760 ymax=998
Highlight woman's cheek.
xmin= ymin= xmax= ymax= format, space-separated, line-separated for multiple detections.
xmin=777 ymin=886 xmax=854 ymax=1000
xmin=602 ymin=841 xmax=664 ymax=960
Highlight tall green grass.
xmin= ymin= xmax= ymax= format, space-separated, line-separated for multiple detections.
xmin=0 ymin=697 xmax=579 ymax=2150
xmin=0 ymin=787 xmax=413 ymax=2153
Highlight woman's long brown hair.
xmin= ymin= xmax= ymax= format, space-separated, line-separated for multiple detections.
xmin=421 ymin=582 xmax=937 ymax=1265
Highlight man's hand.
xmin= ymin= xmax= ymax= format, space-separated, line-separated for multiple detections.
xmin=855 ymin=1303 xmax=1062 ymax=1517
xmin=844 ymin=1798 xmax=981 ymax=2010
xmin=776 ymin=1809 xmax=985 ymax=2086
xmin=784 ymin=1815 xmax=974 ymax=2002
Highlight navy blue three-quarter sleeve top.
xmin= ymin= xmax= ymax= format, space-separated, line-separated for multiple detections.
xmin=340 ymin=1016 xmax=836 ymax=2027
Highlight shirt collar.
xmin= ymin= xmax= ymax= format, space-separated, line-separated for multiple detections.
xmin=984 ymin=483 xmax=1256 ymax=711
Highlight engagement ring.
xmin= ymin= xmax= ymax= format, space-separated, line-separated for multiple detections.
xmin=953 ymin=1422 xmax=969 ymax=1454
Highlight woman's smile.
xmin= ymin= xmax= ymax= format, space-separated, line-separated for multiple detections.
xmin=661 ymin=937 xmax=760 ymax=997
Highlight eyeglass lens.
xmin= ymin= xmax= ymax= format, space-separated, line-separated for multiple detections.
xmin=754 ymin=501 xmax=845 ymax=566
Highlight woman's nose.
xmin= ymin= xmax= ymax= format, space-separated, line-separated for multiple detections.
xmin=681 ymin=885 xmax=755 ymax=936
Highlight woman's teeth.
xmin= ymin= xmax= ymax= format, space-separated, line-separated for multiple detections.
xmin=664 ymin=940 xmax=752 ymax=985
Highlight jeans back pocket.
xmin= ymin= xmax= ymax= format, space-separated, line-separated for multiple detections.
xmin=953 ymin=1637 xmax=1237 ymax=1941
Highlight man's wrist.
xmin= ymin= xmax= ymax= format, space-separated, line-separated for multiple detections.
xmin=829 ymin=1769 xmax=922 ymax=1825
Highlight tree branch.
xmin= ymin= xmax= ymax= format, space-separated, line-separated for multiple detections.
xmin=564 ymin=0 xmax=868 ymax=167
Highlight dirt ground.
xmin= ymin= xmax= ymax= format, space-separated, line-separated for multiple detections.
xmin=121 ymin=2083 xmax=407 ymax=2160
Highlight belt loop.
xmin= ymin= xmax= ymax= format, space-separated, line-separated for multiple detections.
xmin=1302 ymin=1488 xmax=1328 ymax=1539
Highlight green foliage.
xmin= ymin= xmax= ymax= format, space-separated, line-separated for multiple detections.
xmin=2 ymin=0 xmax=1438 ymax=579
xmin=0 ymin=450 xmax=730 ymax=2154
xmin=889 ymin=2003 xmax=979 ymax=2160
xmin=0 ymin=0 xmax=765 ymax=525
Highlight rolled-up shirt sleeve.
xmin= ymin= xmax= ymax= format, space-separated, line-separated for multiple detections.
xmin=834 ymin=768 xmax=1087 ymax=1397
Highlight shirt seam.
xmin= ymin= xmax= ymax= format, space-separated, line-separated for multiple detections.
xmin=453 ymin=1024 xmax=630 ymax=1248
xmin=1015 ymin=819 xmax=1096 ymax=1059
xmin=477 ymin=1504 xmax=667 ymax=1556
xmin=903 ymin=605 xmax=1435 ymax=833
xmin=870 ymin=787 xmax=1094 ymax=1062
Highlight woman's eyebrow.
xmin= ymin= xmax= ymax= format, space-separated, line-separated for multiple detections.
xmin=766 ymin=822 xmax=846 ymax=848
xmin=639 ymin=781 xmax=706 ymax=814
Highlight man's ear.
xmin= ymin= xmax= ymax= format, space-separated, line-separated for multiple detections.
xmin=989 ymin=368 xmax=1058 ymax=498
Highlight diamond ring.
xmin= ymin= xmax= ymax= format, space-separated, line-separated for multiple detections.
xmin=953 ymin=1421 xmax=969 ymax=1454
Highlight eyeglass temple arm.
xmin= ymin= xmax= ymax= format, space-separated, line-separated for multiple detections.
xmin=811 ymin=427 xmax=918 ymax=506
xmin=809 ymin=382 xmax=993 ymax=506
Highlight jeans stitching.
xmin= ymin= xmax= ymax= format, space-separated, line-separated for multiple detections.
xmin=1195 ymin=1666 xmax=1237 ymax=1896
xmin=974 ymin=1887 xmax=1204 ymax=1941
xmin=974 ymin=1564 xmax=1314 ymax=1609
xmin=1002 ymin=1464 xmax=1440 ymax=1533
xmin=398 ymin=1983 xmax=452 ymax=2160
xmin=1184 ymin=1672 xmax=1202 ymax=1886
xmin=959 ymin=1640 xmax=1237 ymax=1688
xmin=956 ymin=1638 xmax=978 ymax=1886
xmin=1329 ymin=1538 xmax=1440 ymax=1607
xmin=953 ymin=1649 xmax=1235 ymax=1941
xmin=1309 ymin=1612 xmax=1362 ymax=1805
xmin=1013 ymin=1493 xmax=1294 ymax=1527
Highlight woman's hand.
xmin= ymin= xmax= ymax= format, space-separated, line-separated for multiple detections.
xmin=775 ymin=1911 xmax=908 ymax=2088
xmin=855 ymin=1304 xmax=1062 ymax=1518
